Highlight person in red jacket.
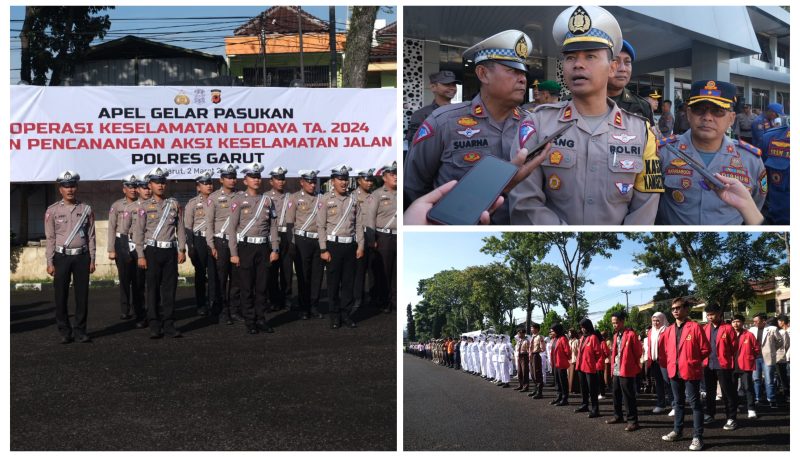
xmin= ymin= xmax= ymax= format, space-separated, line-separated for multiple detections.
xmin=732 ymin=313 xmax=761 ymax=419
xmin=703 ymin=303 xmax=739 ymax=430
xmin=605 ymin=311 xmax=643 ymax=431
xmin=659 ymin=297 xmax=711 ymax=451
xmin=596 ymin=332 xmax=610 ymax=399
xmin=549 ymin=323 xmax=571 ymax=406
xmin=575 ymin=318 xmax=603 ymax=418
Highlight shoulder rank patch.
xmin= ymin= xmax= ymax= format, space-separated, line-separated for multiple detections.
xmin=519 ymin=120 xmax=536 ymax=147
xmin=513 ymin=108 xmax=521 ymax=120
xmin=656 ymin=134 xmax=678 ymax=148
xmin=412 ymin=120 xmax=434 ymax=146
xmin=473 ymin=104 xmax=484 ymax=116
xmin=614 ymin=111 xmax=623 ymax=127
xmin=562 ymin=107 xmax=572 ymax=120
xmin=735 ymin=139 xmax=762 ymax=157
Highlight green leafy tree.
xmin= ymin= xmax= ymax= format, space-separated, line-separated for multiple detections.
xmin=596 ymin=303 xmax=626 ymax=336
xmin=541 ymin=310 xmax=563 ymax=334
xmin=406 ymin=303 xmax=416 ymax=342
xmin=524 ymin=233 xmax=622 ymax=328
xmin=20 ymin=6 xmax=113 ymax=85
xmin=470 ymin=262 xmax=520 ymax=335
xmin=481 ymin=233 xmax=547 ymax=329
xmin=627 ymin=232 xmax=692 ymax=301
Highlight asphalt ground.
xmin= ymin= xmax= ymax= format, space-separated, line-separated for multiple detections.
xmin=403 ymin=354 xmax=790 ymax=451
xmin=10 ymin=284 xmax=396 ymax=451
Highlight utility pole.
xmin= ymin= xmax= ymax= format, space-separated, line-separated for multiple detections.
xmin=621 ymin=290 xmax=631 ymax=314
xmin=328 ymin=6 xmax=337 ymax=87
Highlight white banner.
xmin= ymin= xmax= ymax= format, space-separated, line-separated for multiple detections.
xmin=10 ymin=86 xmax=396 ymax=182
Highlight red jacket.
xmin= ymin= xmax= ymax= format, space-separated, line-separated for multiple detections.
xmin=595 ymin=339 xmax=609 ymax=372
xmin=576 ymin=334 xmax=603 ymax=373
xmin=611 ymin=328 xmax=644 ymax=377
xmin=551 ymin=335 xmax=571 ymax=370
xmin=703 ymin=322 xmax=737 ymax=369
xmin=647 ymin=327 xmax=668 ymax=368
xmin=658 ymin=320 xmax=710 ymax=381
xmin=735 ymin=330 xmax=761 ymax=372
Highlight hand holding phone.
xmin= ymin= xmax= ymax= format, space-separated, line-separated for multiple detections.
xmin=524 ymin=121 xmax=575 ymax=163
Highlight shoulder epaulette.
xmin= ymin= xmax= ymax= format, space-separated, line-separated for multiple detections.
xmin=656 ymin=134 xmax=679 ymax=148
xmin=734 ymin=139 xmax=761 ymax=157
xmin=47 ymin=201 xmax=60 ymax=210
xmin=431 ymin=101 xmax=471 ymax=119
xmin=617 ymin=106 xmax=650 ymax=126
xmin=532 ymin=101 xmax=569 ymax=114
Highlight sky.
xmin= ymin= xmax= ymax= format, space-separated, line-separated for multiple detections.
xmin=9 ymin=5 xmax=396 ymax=84
xmin=402 ymin=231 xmax=760 ymax=324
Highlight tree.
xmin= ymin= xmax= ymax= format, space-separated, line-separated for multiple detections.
xmin=525 ymin=233 xmax=622 ymax=328
xmin=341 ymin=6 xmax=378 ymax=87
xmin=469 ymin=262 xmax=520 ymax=335
xmin=20 ymin=6 xmax=113 ymax=85
xmin=481 ymin=233 xmax=547 ymax=329
xmin=596 ymin=303 xmax=626 ymax=336
xmin=406 ymin=303 xmax=416 ymax=342
xmin=633 ymin=233 xmax=785 ymax=315
xmin=627 ymin=232 xmax=692 ymax=301
xmin=541 ymin=310 xmax=562 ymax=334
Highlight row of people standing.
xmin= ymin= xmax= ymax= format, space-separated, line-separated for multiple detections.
xmin=46 ymin=161 xmax=397 ymax=342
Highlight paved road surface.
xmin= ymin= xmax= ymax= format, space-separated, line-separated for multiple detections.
xmin=11 ymin=286 xmax=396 ymax=451
xmin=403 ymin=354 xmax=789 ymax=451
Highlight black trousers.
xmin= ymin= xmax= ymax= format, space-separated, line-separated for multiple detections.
xmin=132 ymin=249 xmax=149 ymax=314
xmin=777 ymin=362 xmax=790 ymax=398
xmin=326 ymin=241 xmax=356 ymax=324
xmin=704 ymin=366 xmax=738 ymax=419
xmin=735 ymin=370 xmax=756 ymax=411
xmin=114 ymin=235 xmax=143 ymax=318
xmin=612 ymin=375 xmax=639 ymax=423
xmin=269 ymin=230 xmax=294 ymax=308
xmin=294 ymin=235 xmax=323 ymax=313
xmin=238 ymin=242 xmax=270 ymax=326
xmin=213 ymin=237 xmax=240 ymax=316
xmin=53 ymin=252 xmax=90 ymax=337
xmin=353 ymin=242 xmax=372 ymax=310
xmin=144 ymin=246 xmax=177 ymax=329
xmin=374 ymin=232 xmax=397 ymax=310
xmin=554 ymin=367 xmax=569 ymax=402
xmin=189 ymin=234 xmax=216 ymax=311
xmin=578 ymin=370 xmax=600 ymax=413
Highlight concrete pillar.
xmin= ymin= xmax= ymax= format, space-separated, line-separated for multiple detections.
xmin=770 ymin=84 xmax=778 ymax=104
xmin=743 ymin=79 xmax=752 ymax=106
xmin=769 ymin=35 xmax=778 ymax=69
xmin=422 ymin=40 xmax=441 ymax=105
xmin=663 ymin=68 xmax=677 ymax=107
xmin=691 ymin=41 xmax=730 ymax=82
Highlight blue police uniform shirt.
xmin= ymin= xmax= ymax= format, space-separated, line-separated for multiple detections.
xmin=751 ymin=113 xmax=774 ymax=147
xmin=759 ymin=125 xmax=790 ymax=225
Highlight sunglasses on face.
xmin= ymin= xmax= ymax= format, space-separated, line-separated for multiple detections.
xmin=689 ymin=104 xmax=730 ymax=118
xmin=671 ymin=307 xmax=683 ymax=312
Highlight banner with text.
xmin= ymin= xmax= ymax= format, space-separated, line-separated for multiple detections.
xmin=11 ymin=86 xmax=396 ymax=182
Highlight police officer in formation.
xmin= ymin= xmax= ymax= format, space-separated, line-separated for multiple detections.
xmin=265 ymin=166 xmax=294 ymax=312
xmin=510 ymin=5 xmax=664 ymax=224
xmin=228 ymin=163 xmax=280 ymax=335
xmin=184 ymin=171 xmax=216 ymax=316
xmin=133 ymin=167 xmax=187 ymax=338
xmin=45 ymin=171 xmax=96 ymax=343
xmin=286 ymin=169 xmax=325 ymax=320
xmin=318 ymin=165 xmax=364 ymax=329
xmin=132 ymin=174 xmax=153 ymax=323
xmin=108 ymin=174 xmax=143 ymax=322
xmin=206 ymin=164 xmax=244 ymax=325
xmin=353 ymin=168 xmax=376 ymax=313
xmin=404 ymin=29 xmax=532 ymax=224
xmin=656 ymin=80 xmax=766 ymax=225
xmin=365 ymin=161 xmax=397 ymax=314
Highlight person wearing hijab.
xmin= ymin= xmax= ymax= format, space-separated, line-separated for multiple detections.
xmin=576 ymin=318 xmax=604 ymax=418
xmin=646 ymin=312 xmax=674 ymax=414
xmin=549 ymin=323 xmax=572 ymax=406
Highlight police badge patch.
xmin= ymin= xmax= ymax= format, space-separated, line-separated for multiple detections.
xmin=412 ymin=121 xmax=434 ymax=146
xmin=519 ymin=121 xmax=536 ymax=147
